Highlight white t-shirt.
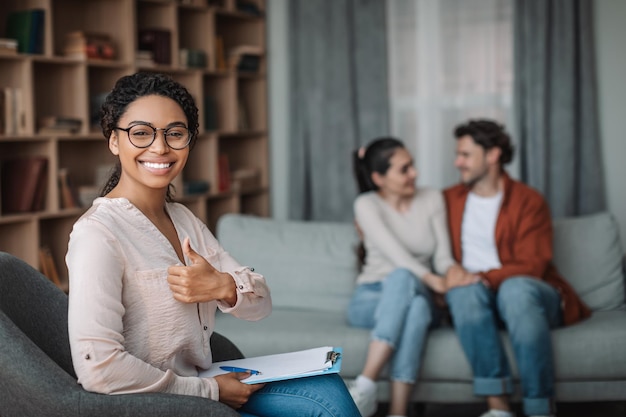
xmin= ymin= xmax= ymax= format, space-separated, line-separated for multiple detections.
xmin=461 ymin=191 xmax=503 ymax=273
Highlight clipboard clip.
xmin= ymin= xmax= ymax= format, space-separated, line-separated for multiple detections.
xmin=326 ymin=350 xmax=341 ymax=365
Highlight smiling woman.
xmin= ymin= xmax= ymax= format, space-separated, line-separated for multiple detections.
xmin=65 ymin=72 xmax=360 ymax=417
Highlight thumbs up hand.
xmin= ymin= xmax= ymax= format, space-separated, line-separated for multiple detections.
xmin=167 ymin=237 xmax=237 ymax=305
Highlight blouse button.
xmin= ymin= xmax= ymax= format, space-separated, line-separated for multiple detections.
xmin=203 ymin=326 xmax=208 ymax=331
xmin=238 ymin=285 xmax=244 ymax=290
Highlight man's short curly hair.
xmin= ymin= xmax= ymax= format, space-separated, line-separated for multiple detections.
xmin=454 ymin=119 xmax=514 ymax=165
xmin=100 ymin=72 xmax=199 ymax=147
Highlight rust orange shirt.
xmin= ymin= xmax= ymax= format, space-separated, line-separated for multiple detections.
xmin=444 ymin=172 xmax=591 ymax=325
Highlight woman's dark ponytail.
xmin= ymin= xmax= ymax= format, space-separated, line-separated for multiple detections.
xmin=352 ymin=137 xmax=405 ymax=194
xmin=353 ymin=137 xmax=406 ymax=269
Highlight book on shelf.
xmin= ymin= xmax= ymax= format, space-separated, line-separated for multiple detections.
xmin=138 ymin=29 xmax=171 ymax=65
xmin=204 ymin=96 xmax=218 ymax=131
xmin=5 ymin=8 xmax=45 ymax=54
xmin=0 ymin=87 xmax=26 ymax=135
xmin=0 ymin=156 xmax=48 ymax=214
xmin=214 ymin=36 xmax=227 ymax=71
xmin=63 ymin=31 xmax=115 ymax=60
xmin=58 ymin=168 xmax=80 ymax=209
xmin=38 ymin=246 xmax=62 ymax=288
xmin=237 ymin=97 xmax=250 ymax=130
xmin=218 ymin=154 xmax=231 ymax=192
xmin=38 ymin=115 xmax=82 ymax=134
xmin=236 ymin=1 xmax=264 ymax=17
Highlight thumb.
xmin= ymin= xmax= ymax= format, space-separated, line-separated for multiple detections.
xmin=183 ymin=237 xmax=202 ymax=264
xmin=234 ymin=371 xmax=253 ymax=381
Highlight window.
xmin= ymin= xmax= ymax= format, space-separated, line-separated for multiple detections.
xmin=387 ymin=0 xmax=514 ymax=189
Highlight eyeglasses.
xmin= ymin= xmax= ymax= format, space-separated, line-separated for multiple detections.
xmin=115 ymin=123 xmax=191 ymax=150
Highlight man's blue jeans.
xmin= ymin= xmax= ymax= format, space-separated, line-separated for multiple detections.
xmin=239 ymin=374 xmax=360 ymax=416
xmin=347 ymin=268 xmax=439 ymax=383
xmin=446 ymin=277 xmax=562 ymax=416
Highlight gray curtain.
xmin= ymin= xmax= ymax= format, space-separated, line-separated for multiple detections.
xmin=514 ymin=0 xmax=606 ymax=217
xmin=288 ymin=0 xmax=389 ymax=221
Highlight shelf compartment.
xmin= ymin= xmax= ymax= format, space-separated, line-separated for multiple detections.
xmin=0 ymin=56 xmax=34 ymax=135
xmin=0 ymin=218 xmax=39 ymax=267
xmin=0 ymin=139 xmax=56 ymax=215
xmin=215 ymin=11 xmax=265 ymax=51
xmin=206 ymin=192 xmax=239 ymax=232
xmin=87 ymin=67 xmax=133 ymax=132
xmin=219 ymin=134 xmax=268 ymax=189
xmin=203 ymin=73 xmax=237 ymax=132
xmin=57 ymin=139 xmax=117 ymax=208
xmin=33 ymin=60 xmax=88 ymax=135
xmin=40 ymin=213 xmax=80 ymax=287
xmin=184 ymin=133 xmax=218 ymax=198
xmin=237 ymin=76 xmax=267 ymax=131
xmin=52 ymin=0 xmax=134 ymax=63
xmin=136 ymin=0 xmax=178 ymax=67
xmin=177 ymin=6 xmax=213 ymax=70
xmin=241 ymin=190 xmax=269 ymax=217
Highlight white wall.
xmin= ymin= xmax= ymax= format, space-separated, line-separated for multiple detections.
xmin=269 ymin=0 xmax=626 ymax=245
xmin=594 ymin=0 xmax=626 ymax=248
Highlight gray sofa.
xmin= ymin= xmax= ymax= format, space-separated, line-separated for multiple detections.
xmin=215 ymin=211 xmax=626 ymax=405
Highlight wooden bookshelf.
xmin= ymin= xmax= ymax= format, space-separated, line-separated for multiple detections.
xmin=0 ymin=0 xmax=269 ymax=290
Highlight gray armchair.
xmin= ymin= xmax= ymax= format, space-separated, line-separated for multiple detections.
xmin=0 ymin=251 xmax=242 ymax=417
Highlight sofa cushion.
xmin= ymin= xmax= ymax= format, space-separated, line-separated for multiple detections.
xmin=217 ymin=214 xmax=360 ymax=313
xmin=216 ymin=309 xmax=626 ymax=382
xmin=552 ymin=212 xmax=626 ymax=311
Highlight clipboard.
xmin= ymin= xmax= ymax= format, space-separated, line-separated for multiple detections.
xmin=199 ymin=346 xmax=343 ymax=384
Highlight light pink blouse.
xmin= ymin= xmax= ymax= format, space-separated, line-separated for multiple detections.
xmin=66 ymin=197 xmax=271 ymax=400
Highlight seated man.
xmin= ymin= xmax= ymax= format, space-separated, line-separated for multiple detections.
xmin=442 ymin=119 xmax=590 ymax=417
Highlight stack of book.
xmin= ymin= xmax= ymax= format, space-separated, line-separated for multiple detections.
xmin=180 ymin=48 xmax=208 ymax=69
xmin=0 ymin=38 xmax=18 ymax=55
xmin=38 ymin=116 xmax=82 ymax=135
xmin=63 ymin=31 xmax=115 ymax=60
xmin=228 ymin=45 xmax=263 ymax=73
xmin=0 ymin=157 xmax=48 ymax=214
xmin=135 ymin=50 xmax=155 ymax=67
xmin=138 ymin=29 xmax=171 ymax=65
xmin=5 ymin=8 xmax=45 ymax=54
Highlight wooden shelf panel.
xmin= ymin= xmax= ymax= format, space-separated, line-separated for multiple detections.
xmin=0 ymin=0 xmax=269 ymax=269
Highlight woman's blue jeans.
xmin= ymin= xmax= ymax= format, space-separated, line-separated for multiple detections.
xmin=347 ymin=268 xmax=438 ymax=383
xmin=239 ymin=374 xmax=360 ymax=416
xmin=445 ymin=277 xmax=562 ymax=416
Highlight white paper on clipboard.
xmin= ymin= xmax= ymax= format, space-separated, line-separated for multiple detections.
xmin=199 ymin=346 xmax=342 ymax=384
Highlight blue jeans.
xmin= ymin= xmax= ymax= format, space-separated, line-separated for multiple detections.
xmin=446 ymin=277 xmax=563 ymax=416
xmin=239 ymin=374 xmax=359 ymax=416
xmin=347 ymin=268 xmax=438 ymax=383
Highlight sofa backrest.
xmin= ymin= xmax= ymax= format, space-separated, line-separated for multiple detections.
xmin=217 ymin=214 xmax=360 ymax=313
xmin=552 ymin=212 xmax=625 ymax=311
xmin=217 ymin=211 xmax=626 ymax=314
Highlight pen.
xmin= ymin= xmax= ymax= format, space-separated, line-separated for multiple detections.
xmin=219 ymin=366 xmax=262 ymax=375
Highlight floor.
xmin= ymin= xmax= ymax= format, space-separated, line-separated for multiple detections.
xmin=373 ymin=401 xmax=626 ymax=417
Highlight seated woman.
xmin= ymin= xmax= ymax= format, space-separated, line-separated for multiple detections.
xmin=347 ymin=137 xmax=456 ymax=417
xmin=66 ymin=72 xmax=359 ymax=417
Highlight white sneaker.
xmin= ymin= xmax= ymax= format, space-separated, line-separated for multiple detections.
xmin=479 ymin=411 xmax=516 ymax=417
xmin=346 ymin=379 xmax=377 ymax=417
